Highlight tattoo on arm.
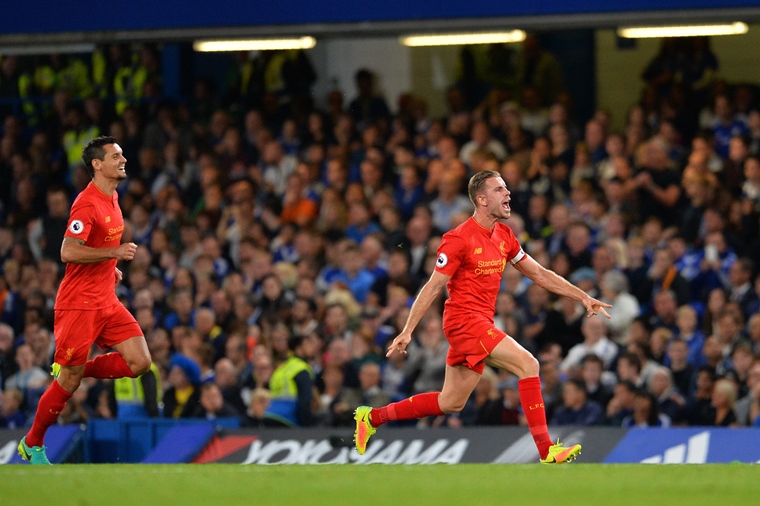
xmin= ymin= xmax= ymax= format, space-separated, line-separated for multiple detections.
xmin=62 ymin=237 xmax=85 ymax=246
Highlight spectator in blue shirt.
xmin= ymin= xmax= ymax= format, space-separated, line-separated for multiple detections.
xmin=333 ymin=241 xmax=376 ymax=304
xmin=551 ymin=379 xmax=605 ymax=426
xmin=712 ymin=94 xmax=749 ymax=159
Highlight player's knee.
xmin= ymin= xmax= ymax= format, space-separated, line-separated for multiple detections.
xmin=439 ymin=398 xmax=467 ymax=414
xmin=520 ymin=353 xmax=539 ymax=378
xmin=57 ymin=365 xmax=85 ymax=393
xmin=130 ymin=356 xmax=151 ymax=376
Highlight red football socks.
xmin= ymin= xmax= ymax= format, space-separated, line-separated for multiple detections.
xmin=519 ymin=376 xmax=553 ymax=459
xmin=370 ymin=392 xmax=444 ymax=427
xmin=26 ymin=380 xmax=72 ymax=447
xmin=84 ymin=352 xmax=136 ymax=379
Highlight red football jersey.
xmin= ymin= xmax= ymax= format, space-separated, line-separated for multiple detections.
xmin=435 ymin=217 xmax=525 ymax=322
xmin=55 ymin=182 xmax=124 ymax=310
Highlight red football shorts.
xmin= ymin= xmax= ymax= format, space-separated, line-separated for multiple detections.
xmin=443 ymin=315 xmax=507 ymax=374
xmin=54 ymin=303 xmax=142 ymax=366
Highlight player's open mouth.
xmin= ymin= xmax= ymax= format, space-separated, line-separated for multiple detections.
xmin=502 ymin=202 xmax=510 ymax=211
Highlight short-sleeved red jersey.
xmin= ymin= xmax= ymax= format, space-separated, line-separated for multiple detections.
xmin=55 ymin=182 xmax=124 ymax=310
xmin=435 ymin=217 xmax=525 ymax=323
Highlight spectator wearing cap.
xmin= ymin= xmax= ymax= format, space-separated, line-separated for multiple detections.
xmin=551 ymin=379 xmax=605 ymax=426
xmin=163 ymin=354 xmax=202 ymax=418
xmin=569 ymin=267 xmax=598 ymax=300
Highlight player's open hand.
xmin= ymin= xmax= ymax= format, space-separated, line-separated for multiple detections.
xmin=582 ymin=295 xmax=612 ymax=319
xmin=115 ymin=242 xmax=138 ymax=261
xmin=115 ymin=267 xmax=123 ymax=284
xmin=386 ymin=331 xmax=412 ymax=357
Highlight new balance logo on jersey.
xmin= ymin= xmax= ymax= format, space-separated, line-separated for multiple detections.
xmin=474 ymin=248 xmax=482 ymax=255
xmin=105 ymin=216 xmax=111 ymax=223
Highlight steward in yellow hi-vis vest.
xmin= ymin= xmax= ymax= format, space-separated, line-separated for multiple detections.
xmin=264 ymin=334 xmax=315 ymax=427
xmin=112 ymin=362 xmax=161 ymax=418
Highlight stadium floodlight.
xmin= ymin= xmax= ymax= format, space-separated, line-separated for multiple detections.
xmin=617 ymin=22 xmax=748 ymax=38
xmin=399 ymin=30 xmax=526 ymax=47
xmin=193 ymin=37 xmax=316 ymax=52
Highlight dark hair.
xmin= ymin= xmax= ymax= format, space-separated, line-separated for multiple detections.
xmin=634 ymin=388 xmax=661 ymax=426
xmin=618 ymin=380 xmax=638 ymax=394
xmin=288 ymin=333 xmax=305 ymax=352
xmin=355 ymin=68 xmax=372 ymax=83
xmin=467 ymin=169 xmax=501 ymax=207
xmin=581 ymin=354 xmax=604 ymax=367
xmin=82 ymin=135 xmax=118 ymax=179
xmin=565 ymin=378 xmax=587 ymax=394
xmin=294 ymin=296 xmax=317 ymax=313
xmin=619 ymin=352 xmax=642 ymax=373
xmin=697 ymin=365 xmax=717 ymax=382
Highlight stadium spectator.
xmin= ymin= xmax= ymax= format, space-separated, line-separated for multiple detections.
xmin=2 ymin=39 xmax=760 ymax=446
xmin=560 ymin=316 xmax=618 ymax=374
xmin=552 ymin=378 xmax=605 ymax=426
xmin=623 ymin=389 xmax=671 ymax=427
xmin=163 ymin=354 xmax=202 ymax=418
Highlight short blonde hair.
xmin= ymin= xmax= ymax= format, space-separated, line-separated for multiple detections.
xmin=713 ymin=378 xmax=738 ymax=406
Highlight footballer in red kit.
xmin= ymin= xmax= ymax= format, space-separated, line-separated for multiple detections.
xmin=54 ymin=179 xmax=137 ymax=366
xmin=18 ymin=136 xmax=152 ymax=465
xmin=354 ymin=170 xmax=612 ymax=464
xmin=435 ymin=217 xmax=524 ymax=373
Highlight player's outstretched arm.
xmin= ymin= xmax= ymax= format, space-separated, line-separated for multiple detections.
xmin=386 ymin=270 xmax=450 ymax=356
xmin=513 ymin=254 xmax=611 ymax=318
xmin=61 ymin=237 xmax=138 ymax=264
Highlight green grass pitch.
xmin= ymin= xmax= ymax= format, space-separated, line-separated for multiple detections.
xmin=1 ymin=464 xmax=757 ymax=506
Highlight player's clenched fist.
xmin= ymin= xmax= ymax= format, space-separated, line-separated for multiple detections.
xmin=114 ymin=242 xmax=138 ymax=260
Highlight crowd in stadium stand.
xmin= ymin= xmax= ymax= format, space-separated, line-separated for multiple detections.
xmin=0 ymin=36 xmax=759 ymax=431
